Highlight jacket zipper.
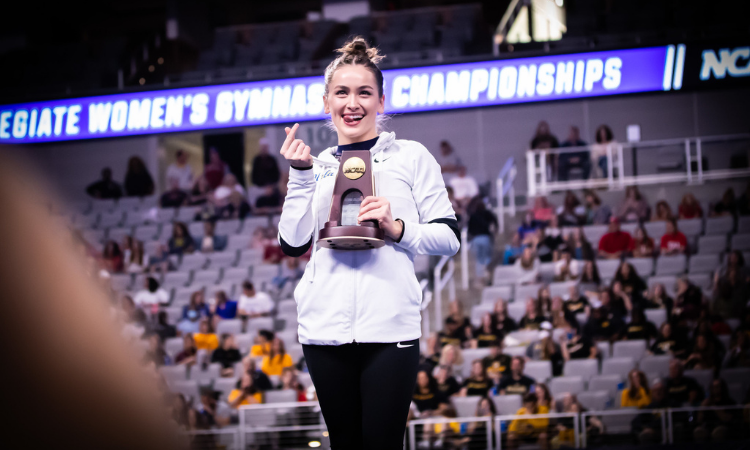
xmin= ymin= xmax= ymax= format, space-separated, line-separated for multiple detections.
xmin=351 ymin=250 xmax=357 ymax=344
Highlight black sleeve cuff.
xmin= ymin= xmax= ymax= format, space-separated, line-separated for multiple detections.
xmin=428 ymin=217 xmax=461 ymax=245
xmin=395 ymin=219 xmax=406 ymax=243
xmin=280 ymin=234 xmax=313 ymax=257
xmin=291 ymin=165 xmax=313 ymax=171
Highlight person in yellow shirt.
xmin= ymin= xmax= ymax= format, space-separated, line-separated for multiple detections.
xmin=193 ymin=319 xmax=219 ymax=352
xmin=249 ymin=329 xmax=274 ymax=358
xmin=508 ymin=393 xmax=550 ymax=449
xmin=261 ymin=337 xmax=294 ymax=376
xmin=621 ymin=369 xmax=651 ymax=408
xmin=228 ymin=372 xmax=263 ymax=407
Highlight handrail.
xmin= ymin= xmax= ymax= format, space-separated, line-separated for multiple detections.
xmin=420 ymin=278 xmax=433 ymax=337
xmin=461 ymin=227 xmax=470 ymax=290
xmin=496 ymin=157 xmax=517 ymax=233
xmin=409 ymin=416 xmax=492 ymax=450
xmin=433 ymin=255 xmax=456 ymax=329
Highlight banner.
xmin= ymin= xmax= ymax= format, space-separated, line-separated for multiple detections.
xmin=0 ymin=45 xmax=688 ymax=144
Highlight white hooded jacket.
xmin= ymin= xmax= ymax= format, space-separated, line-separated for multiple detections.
xmin=277 ymin=131 xmax=460 ymax=345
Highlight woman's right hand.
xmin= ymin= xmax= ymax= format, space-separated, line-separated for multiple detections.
xmin=280 ymin=123 xmax=313 ymax=168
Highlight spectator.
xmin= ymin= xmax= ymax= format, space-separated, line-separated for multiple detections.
xmin=723 ymin=330 xmax=750 ymax=368
xmin=271 ymin=256 xmax=305 ymax=292
xmin=189 ymin=387 xmax=230 ymax=430
xmin=605 ymin=283 xmax=632 ymax=321
xmin=160 ymin=179 xmax=188 ymax=208
xmin=133 ymin=276 xmax=169 ymax=308
xmin=473 ymin=312 xmax=502 ymax=348
xmin=168 ymin=222 xmax=195 ymax=255
xmin=559 ymin=394 xmax=604 ymax=444
xmin=565 ymin=227 xmax=594 ymax=261
xmin=228 ymin=372 xmax=262 ymax=408
xmin=188 ymin=176 xmax=211 ymax=206
xmin=621 ymin=369 xmax=651 ymax=408
xmin=177 ymin=306 xmax=202 ymax=335
xmin=650 ymin=322 xmax=687 ymax=358
xmin=250 ymin=137 xmax=280 ymax=187
xmin=86 ymin=167 xmax=122 ymax=199
xmin=171 ymin=394 xmax=191 ymax=430
xmin=434 ymin=365 xmax=461 ymax=401
xmin=166 ymin=150 xmax=195 ymax=191
xmin=203 ymin=147 xmax=228 ymax=190
xmin=598 ymin=217 xmax=633 ymax=259
xmin=456 ymin=397 xmax=497 ymax=449
xmin=519 ymin=298 xmax=545 ymax=331
xmin=277 ymin=367 xmax=307 ymax=402
xmin=437 ymin=316 xmax=469 ymax=349
xmin=211 ymin=334 xmax=242 ymax=377
xmin=623 ymin=308 xmax=658 ymax=341
xmin=560 ymin=320 xmax=597 ymax=360
xmin=150 ymin=310 xmax=177 ymax=342
xmin=174 ymin=334 xmax=198 ymax=366
xmin=210 ymin=290 xmax=237 ymax=320
xmin=535 ymin=218 xmax=565 ymax=263
xmin=503 ymin=232 xmax=524 ymax=265
xmin=673 ymin=277 xmax=703 ymax=321
xmin=557 ymin=191 xmax=584 ymax=226
xmin=665 ymin=360 xmax=704 ymax=406
xmin=260 ymin=337 xmax=293 ymax=376
xmin=631 ymin=380 xmax=676 ymax=443
xmin=143 ymin=333 xmax=171 ymax=367
xmin=660 ymin=219 xmax=688 ymax=256
xmin=123 ymin=156 xmax=154 ymax=197
xmin=643 ymin=284 xmax=674 ymax=318
xmin=693 ymin=379 xmax=738 ymax=442
xmin=241 ymin=356 xmax=274 ymax=391
xmin=537 ymin=286 xmax=553 ymax=316
xmin=459 ymin=360 xmax=491 ymax=396
xmin=617 ymin=186 xmax=651 ymax=223
xmin=580 ymin=260 xmax=601 ymax=286
xmin=254 ymin=185 xmax=283 ymax=214
xmin=613 ymin=262 xmax=647 ymax=299
xmin=590 ymin=124 xmax=615 ymax=178
xmin=558 ymin=126 xmax=590 ymax=181
xmin=193 ymin=318 xmax=219 ymax=352
xmin=445 ymin=186 xmax=464 ymax=223
xmin=213 ymin=173 xmax=250 ymax=219
xmin=564 ymin=285 xmax=590 ymax=316
xmin=101 ymin=240 xmax=124 ymax=273
xmin=652 ymin=200 xmax=673 ymax=222
xmin=684 ymin=334 xmax=718 ymax=370
xmin=532 ymin=196 xmax=554 ymax=223
xmin=467 ymin=196 xmax=498 ymax=286
xmin=412 ymin=369 xmax=443 ymax=415
xmin=438 ymin=344 xmax=464 ymax=376
xmin=583 ymin=306 xmax=624 ymax=342
xmin=554 ymin=247 xmax=579 ymax=281
xmin=632 ymin=225 xmax=656 ymax=258
xmin=507 ymin=393 xmax=549 ymax=449
xmin=678 ymin=193 xmax=703 ymax=219
xmin=493 ymin=299 xmax=519 ymax=336
xmin=483 ymin=340 xmax=512 ymax=382
xmin=518 ymin=213 xmax=540 ymax=240
xmin=125 ymin=239 xmax=147 ymax=274
xmin=535 ymin=383 xmax=553 ymax=410
xmin=526 ymin=326 xmax=564 ymax=376
xmin=182 ymin=290 xmax=210 ymax=321
xmin=437 ymin=140 xmax=462 ymax=181
xmin=196 ymin=220 xmax=228 ymax=253
xmin=710 ymin=188 xmax=736 ymax=217
xmin=514 ymin=246 xmax=540 ymax=284
xmin=448 ymin=166 xmax=479 ymax=210
xmin=238 ymin=280 xmax=273 ymax=319
xmin=583 ymin=189 xmax=611 ymax=225
xmin=531 ymin=121 xmax=559 ymax=149
xmin=447 ymin=300 xmax=472 ymax=339
xmin=496 ymin=357 xmax=536 ymax=395
xmin=250 ymin=329 xmax=275 ymax=358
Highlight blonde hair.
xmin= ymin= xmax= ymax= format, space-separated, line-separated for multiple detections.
xmin=323 ymin=36 xmax=390 ymax=134
xmin=439 ymin=344 xmax=464 ymax=366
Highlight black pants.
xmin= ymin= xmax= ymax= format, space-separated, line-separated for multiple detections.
xmin=302 ymin=338 xmax=420 ymax=450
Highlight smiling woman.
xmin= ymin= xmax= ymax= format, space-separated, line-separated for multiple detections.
xmin=276 ymin=36 xmax=461 ymax=450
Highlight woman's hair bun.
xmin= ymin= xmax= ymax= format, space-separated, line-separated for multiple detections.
xmin=335 ymin=36 xmax=385 ymax=65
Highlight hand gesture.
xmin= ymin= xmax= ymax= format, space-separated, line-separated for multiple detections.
xmin=280 ymin=123 xmax=313 ymax=168
xmin=358 ymin=196 xmax=403 ymax=240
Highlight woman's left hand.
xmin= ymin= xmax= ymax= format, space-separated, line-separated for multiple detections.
xmin=358 ymin=196 xmax=403 ymax=240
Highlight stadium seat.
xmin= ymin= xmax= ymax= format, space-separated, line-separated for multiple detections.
xmin=589 ymin=374 xmax=623 ymax=399
xmin=612 ymin=340 xmax=647 ymax=361
xmin=214 ymin=377 xmax=239 ymax=400
xmin=176 ymin=206 xmax=201 ymax=222
xmin=123 ymin=211 xmax=147 ymax=227
xmin=538 ymin=262 xmax=556 ymax=282
xmin=276 ymin=329 xmax=299 ymax=345
xmin=133 ymin=224 xmax=159 ymax=241
xmin=577 ymin=390 xmax=610 ymax=411
xmin=171 ymin=380 xmax=200 ymax=400
xmin=470 ymin=303 xmax=494 ymax=328
xmin=698 ymin=235 xmax=727 ymax=254
xmin=648 ymin=276 xmax=677 ymax=297
xmin=276 ymin=313 xmax=298 ymax=331
xmin=505 ymin=346 xmax=526 ymax=357
xmin=246 ymin=317 xmax=274 ymax=334
xmin=705 ymin=216 xmax=734 ymax=235
xmin=163 ymin=307 xmax=182 ymax=324
xmin=493 ymin=266 xmax=521 ymax=286
xmin=601 ymin=357 xmax=636 ymax=376
xmin=216 ymin=319 xmax=242 ymax=336
xmin=563 ymin=359 xmax=599 ymax=380
xmin=156 ymin=208 xmax=177 ymax=223
xmin=720 ymin=368 xmax=750 ymax=400
xmin=181 ymin=253 xmax=208 ymax=271
xmin=207 ymin=283 xmax=234 ymax=300
xmin=160 ymin=365 xmax=188 ymax=386
xmin=638 ymin=355 xmax=671 ymax=378
xmin=242 ymin=216 xmax=270 ymax=234
xmin=481 ymin=286 xmax=513 ymax=304
xmin=738 ymin=216 xmax=750 ymax=234
xmin=188 ymin=222 xmax=205 ymax=237
xmin=626 ymin=258 xmax=654 ymax=277
xmin=265 ymin=389 xmax=298 ymax=404
xmin=644 ymin=221 xmax=667 ymax=241
xmin=252 ymin=264 xmax=281 ymax=291
xmin=234 ymin=333 xmax=253 ymax=354
xmin=237 ymin=248 xmax=264 ymax=266
xmin=207 ymin=251 xmax=238 ymax=268
xmin=298 ymin=372 xmax=312 ymax=390
xmin=172 ymin=287 xmax=196 ymax=306
xmin=731 ymin=233 xmax=750 ymax=251
xmin=655 ymin=255 xmax=686 ymax=275
xmin=98 ymin=212 xmax=124 ymax=229
xmin=684 ymin=369 xmax=712 ymax=395
xmin=597 ymin=259 xmax=621 ymax=280
xmin=223 ymin=267 xmax=250 ymax=285
xmin=216 ymin=219 xmax=242 ymax=235
xmin=90 ymin=199 xmax=117 ymax=214
xmin=688 ymin=254 xmax=720 ymax=273
xmin=491 ymin=394 xmax=523 ymax=415
xmin=550 ymin=281 xmax=577 ymax=298
xmin=686 ymin=273 xmax=711 ymax=290
xmin=414 ymin=254 xmax=430 ymax=277
xmin=191 ymin=363 xmax=221 ymax=384
xmin=461 ymin=348 xmax=492 ymax=377
xmin=677 ymin=218 xmax=703 ymax=237
xmin=644 ymin=309 xmax=667 ymax=328
xmin=453 ymin=396 xmax=482 ymax=418
xmin=117 ymin=197 xmax=141 ymax=211
xmin=583 ymin=225 xmax=608 ymax=244
xmin=287 ymin=345 xmax=304 ymax=364
xmin=596 ymin=341 xmax=611 ymax=359
xmin=507 ymin=302 xmax=526 ymax=323
xmin=162 ymin=272 xmax=190 ymax=289
xmin=107 ymin=227 xmax=132 ymax=242
xmin=193 ymin=269 xmax=221 ymax=286
xmin=110 ymin=273 xmax=132 ymax=291
xmin=524 ymin=361 xmax=552 ymax=383
xmin=277 ymin=300 xmax=297 ymax=315
xmin=515 ymin=283 xmax=543 ymax=302
xmin=549 ymin=376 xmax=585 ymax=397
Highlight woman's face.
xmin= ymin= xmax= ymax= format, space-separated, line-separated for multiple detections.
xmin=472 ymin=362 xmax=484 ymax=378
xmin=241 ymin=373 xmax=252 ymax=388
xmin=661 ymin=323 xmax=672 ymax=338
xmin=630 ymin=371 xmax=641 ymax=388
xmin=272 ymin=338 xmax=282 ymax=352
xmin=223 ymin=336 xmax=234 ymax=349
xmin=417 ymin=371 xmax=429 ymax=388
xmin=654 ymin=284 xmax=664 ymax=298
xmin=199 ymin=321 xmax=209 ymax=333
xmin=621 ymin=264 xmax=631 ymax=277
xmin=695 ymin=335 xmax=707 ymax=350
xmin=174 ymin=225 xmax=184 ymax=237
xmin=444 ymin=346 xmax=456 ymax=364
xmin=481 ymin=313 xmax=492 ymax=328
xmin=635 ymin=228 xmax=644 ymax=240
xmin=526 ymin=298 xmax=536 ymax=315
xmin=522 ymin=246 xmax=533 ymax=260
xmin=184 ymin=335 xmax=194 ymax=349
xmin=323 ymin=65 xmax=384 ymax=145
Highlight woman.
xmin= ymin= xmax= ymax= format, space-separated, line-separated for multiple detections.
xmin=228 ymin=372 xmax=263 ymax=408
xmin=468 ymin=196 xmax=498 ymax=286
xmin=560 ymin=320 xmax=597 ymax=360
xmin=558 ymin=191 xmax=583 ymax=226
xmin=508 ymin=393 xmax=550 ymax=450
xmin=678 ymin=193 xmax=703 ymax=219
xmin=504 ymin=232 xmax=524 ymax=265
xmin=433 ymin=365 xmax=461 ymax=400
xmin=652 ymin=200 xmax=673 ymax=222
xmin=650 ymin=322 xmax=687 ymax=358
xmin=535 ymin=383 xmax=553 ymax=410
xmin=710 ymin=188 xmax=736 ymax=217
xmin=473 ymin=312 xmax=501 ymax=348
xmin=193 ymin=319 xmax=219 ymax=352
xmin=175 ymin=334 xmax=198 ymax=366
xmin=133 ymin=276 xmax=170 ymax=308
xmin=125 ymin=239 xmax=147 ymax=274
xmin=565 ymin=227 xmax=594 ymax=261
xmin=617 ymin=186 xmax=650 ymax=223
xmin=123 ymin=156 xmax=155 ymax=197
xmin=277 ymin=367 xmax=308 ymax=402
xmin=519 ymin=298 xmax=545 ymax=331
xmin=447 ymin=300 xmax=473 ymax=343
xmin=590 ymin=124 xmax=615 ymax=178
xmin=459 ymin=360 xmax=491 ymax=396
xmin=526 ymin=330 xmax=564 ymax=376
xmin=168 ymin=222 xmax=194 ymax=256
xmin=584 ymin=189 xmax=611 ymax=225
xmin=613 ymin=262 xmax=647 ymax=299
xmin=188 ymin=175 xmax=211 ymax=206
xmin=673 ymin=277 xmax=703 ymax=321
xmin=211 ymin=334 xmax=242 ymax=377
xmin=182 ymin=290 xmax=210 ymax=321
xmin=412 ymin=369 xmax=443 ymax=415
xmin=457 ymin=397 xmax=496 ymax=450
xmin=143 ymin=333 xmax=171 ymax=367
xmin=643 ymin=283 xmax=674 ymax=318
xmin=439 ymin=344 xmax=464 ymax=377
xmin=554 ymin=249 xmax=579 ymax=281
xmin=277 ymin=37 xmax=460 ymax=449
xmin=532 ymin=196 xmax=554 ymax=224
xmin=580 ymin=260 xmax=601 ymax=286
xmin=632 ymin=225 xmax=655 ymax=258
xmin=537 ymin=285 xmax=553 ymax=317
xmin=623 ymin=308 xmax=658 ymax=342
xmin=723 ymin=330 xmax=750 ymax=368
xmin=693 ymin=379 xmax=738 ymax=441
xmin=210 ymin=290 xmax=237 ymax=320
xmin=685 ymin=334 xmax=717 ymax=370
xmin=621 ymin=369 xmax=651 ymax=408
xmin=493 ymin=299 xmax=518 ymax=336
xmin=260 ymin=337 xmax=293 ymax=377
xmin=514 ymin=246 xmax=540 ymax=285
xmin=101 ymin=240 xmax=123 ymax=273
xmin=203 ymin=148 xmax=228 ymax=190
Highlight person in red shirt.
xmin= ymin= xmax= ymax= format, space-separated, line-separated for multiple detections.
xmin=660 ymin=219 xmax=688 ymax=255
xmin=678 ymin=193 xmax=703 ymax=220
xmin=598 ymin=217 xmax=634 ymax=259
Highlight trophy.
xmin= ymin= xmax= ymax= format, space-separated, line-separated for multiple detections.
xmin=317 ymin=149 xmax=385 ymax=250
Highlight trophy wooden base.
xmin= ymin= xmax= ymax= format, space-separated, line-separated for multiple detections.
xmin=317 ymin=225 xmax=385 ymax=250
